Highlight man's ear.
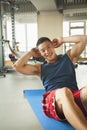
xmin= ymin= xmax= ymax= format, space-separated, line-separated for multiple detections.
xmin=51 ymin=40 xmax=58 ymax=48
xmin=51 ymin=42 xmax=55 ymax=48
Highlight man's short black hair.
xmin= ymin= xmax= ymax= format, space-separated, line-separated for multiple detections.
xmin=36 ymin=37 xmax=51 ymax=47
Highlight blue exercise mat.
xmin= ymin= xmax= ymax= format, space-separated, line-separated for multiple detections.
xmin=23 ymin=89 xmax=75 ymax=130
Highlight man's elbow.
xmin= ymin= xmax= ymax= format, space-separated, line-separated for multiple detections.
xmin=84 ymin=35 xmax=87 ymax=44
xmin=13 ymin=63 xmax=20 ymax=72
xmin=82 ymin=35 xmax=87 ymax=44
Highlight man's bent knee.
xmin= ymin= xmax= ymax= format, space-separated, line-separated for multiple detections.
xmin=55 ymin=87 xmax=73 ymax=118
xmin=55 ymin=87 xmax=73 ymax=102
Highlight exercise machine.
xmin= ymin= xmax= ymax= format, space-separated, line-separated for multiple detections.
xmin=0 ymin=0 xmax=16 ymax=76
xmin=0 ymin=1 xmax=6 ymax=77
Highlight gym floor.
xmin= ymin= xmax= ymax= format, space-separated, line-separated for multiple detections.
xmin=0 ymin=64 xmax=87 ymax=130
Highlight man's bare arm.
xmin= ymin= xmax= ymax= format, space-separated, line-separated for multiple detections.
xmin=52 ymin=35 xmax=87 ymax=63
xmin=13 ymin=48 xmax=41 ymax=76
xmin=63 ymin=35 xmax=87 ymax=62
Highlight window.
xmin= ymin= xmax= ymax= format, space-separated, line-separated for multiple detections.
xmin=26 ymin=23 xmax=38 ymax=51
xmin=69 ymin=21 xmax=85 ymax=35
xmin=63 ymin=21 xmax=87 ymax=58
xmin=5 ymin=16 xmax=38 ymax=60
xmin=7 ymin=21 xmax=37 ymax=52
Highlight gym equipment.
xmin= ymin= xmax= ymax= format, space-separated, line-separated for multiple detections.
xmin=0 ymin=1 xmax=6 ymax=77
xmin=0 ymin=0 xmax=16 ymax=76
xmin=23 ymin=89 xmax=75 ymax=130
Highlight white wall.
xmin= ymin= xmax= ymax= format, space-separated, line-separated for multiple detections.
xmin=37 ymin=11 xmax=63 ymax=54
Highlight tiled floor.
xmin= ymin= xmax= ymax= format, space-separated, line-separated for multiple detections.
xmin=0 ymin=64 xmax=87 ymax=130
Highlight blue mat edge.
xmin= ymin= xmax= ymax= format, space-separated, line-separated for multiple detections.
xmin=23 ymin=89 xmax=75 ymax=130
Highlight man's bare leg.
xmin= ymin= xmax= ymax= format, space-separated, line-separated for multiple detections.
xmin=80 ymin=87 xmax=87 ymax=112
xmin=55 ymin=87 xmax=87 ymax=130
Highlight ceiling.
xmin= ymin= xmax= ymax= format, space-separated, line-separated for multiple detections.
xmin=1 ymin=0 xmax=87 ymax=20
xmin=1 ymin=0 xmax=87 ymax=13
xmin=30 ymin=0 xmax=57 ymax=12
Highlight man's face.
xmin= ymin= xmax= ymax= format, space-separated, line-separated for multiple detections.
xmin=38 ymin=41 xmax=56 ymax=62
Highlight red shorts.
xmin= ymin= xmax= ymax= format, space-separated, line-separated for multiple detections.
xmin=42 ymin=88 xmax=87 ymax=121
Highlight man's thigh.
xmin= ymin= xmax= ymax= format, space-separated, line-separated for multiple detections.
xmin=80 ymin=87 xmax=87 ymax=112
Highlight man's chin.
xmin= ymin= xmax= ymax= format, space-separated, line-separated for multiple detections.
xmin=47 ymin=57 xmax=54 ymax=62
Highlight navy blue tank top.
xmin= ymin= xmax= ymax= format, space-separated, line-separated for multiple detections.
xmin=41 ymin=54 xmax=78 ymax=92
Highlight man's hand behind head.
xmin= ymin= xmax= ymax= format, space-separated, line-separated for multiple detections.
xmin=52 ymin=37 xmax=63 ymax=48
xmin=30 ymin=48 xmax=41 ymax=58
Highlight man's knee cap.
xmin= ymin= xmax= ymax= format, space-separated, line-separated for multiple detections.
xmin=61 ymin=87 xmax=72 ymax=97
xmin=56 ymin=87 xmax=71 ymax=96
xmin=55 ymin=88 xmax=73 ymax=103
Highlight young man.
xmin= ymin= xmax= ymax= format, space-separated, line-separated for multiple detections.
xmin=14 ymin=35 xmax=87 ymax=130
